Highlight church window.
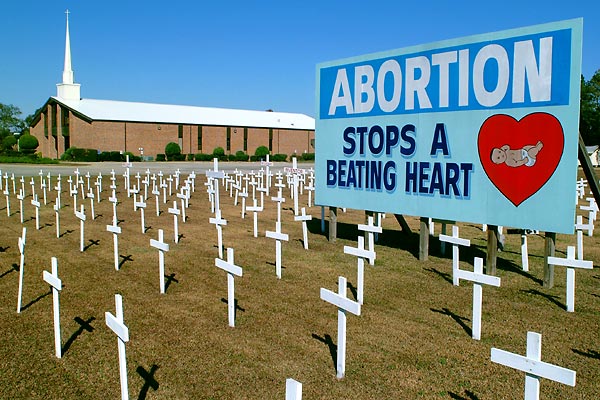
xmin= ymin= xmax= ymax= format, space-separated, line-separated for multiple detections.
xmin=51 ymin=104 xmax=57 ymax=136
xmin=269 ymin=129 xmax=273 ymax=151
xmin=61 ymin=109 xmax=70 ymax=136
xmin=43 ymin=111 xmax=48 ymax=137
xmin=197 ymin=126 xmax=202 ymax=151
xmin=226 ymin=127 xmax=231 ymax=151
xmin=243 ymin=128 xmax=248 ymax=152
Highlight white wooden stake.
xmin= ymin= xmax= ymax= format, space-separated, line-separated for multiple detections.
xmin=320 ymin=276 xmax=361 ymax=379
xmin=294 ymin=207 xmax=312 ymax=250
xmin=31 ymin=195 xmax=41 ymax=230
xmin=266 ymin=221 xmax=289 ymax=279
xmin=168 ymin=201 xmax=180 ymax=244
xmin=439 ymin=225 xmax=471 ymax=286
xmin=521 ymin=234 xmax=529 ymax=271
xmin=491 ymin=331 xmax=576 ymax=400
xmin=54 ymin=200 xmax=60 ymax=238
xmin=16 ymin=227 xmax=26 ymax=313
xmin=75 ymin=204 xmax=86 ymax=252
xmin=285 ymin=378 xmax=302 ymax=400
xmin=150 ymin=229 xmax=169 ymax=294
xmin=4 ymin=188 xmax=10 ymax=216
xmin=547 ymin=246 xmax=593 ymax=312
xmin=105 ymin=294 xmax=130 ymax=400
xmin=215 ymin=247 xmax=243 ymax=327
xmin=17 ymin=188 xmax=24 ymax=224
xmin=107 ymin=222 xmax=122 ymax=271
xmin=456 ymin=257 xmax=501 ymax=340
xmin=43 ymin=257 xmax=62 ymax=358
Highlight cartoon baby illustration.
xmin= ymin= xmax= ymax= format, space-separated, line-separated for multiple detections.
xmin=491 ymin=141 xmax=543 ymax=167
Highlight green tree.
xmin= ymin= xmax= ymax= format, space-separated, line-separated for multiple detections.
xmin=18 ymin=134 xmax=39 ymax=154
xmin=2 ymin=135 xmax=17 ymax=152
xmin=0 ymin=103 xmax=25 ymax=138
xmin=581 ymin=70 xmax=600 ymax=145
xmin=254 ymin=145 xmax=269 ymax=158
xmin=164 ymin=142 xmax=181 ymax=161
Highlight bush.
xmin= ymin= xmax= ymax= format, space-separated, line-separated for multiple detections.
xmin=60 ymin=147 xmax=98 ymax=162
xmin=187 ymin=153 xmax=195 ymax=161
xmin=235 ymin=150 xmax=249 ymax=161
xmin=174 ymin=153 xmax=186 ymax=161
xmin=165 ymin=142 xmax=181 ymax=161
xmin=195 ymin=153 xmax=213 ymax=161
xmin=212 ymin=147 xmax=225 ymax=157
xmin=2 ymin=135 xmax=17 ymax=152
xmin=250 ymin=155 xmax=259 ymax=162
xmin=156 ymin=154 xmax=166 ymax=161
xmin=218 ymin=154 xmax=228 ymax=162
xmin=228 ymin=154 xmax=237 ymax=161
xmin=18 ymin=134 xmax=39 ymax=154
xmin=272 ymin=153 xmax=287 ymax=162
xmin=98 ymin=151 xmax=123 ymax=162
xmin=254 ymin=145 xmax=269 ymax=158
xmin=301 ymin=152 xmax=315 ymax=161
xmin=124 ymin=151 xmax=141 ymax=162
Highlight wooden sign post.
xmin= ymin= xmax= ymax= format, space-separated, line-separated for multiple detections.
xmin=150 ymin=229 xmax=170 ymax=294
xmin=43 ymin=257 xmax=62 ymax=358
xmin=491 ymin=331 xmax=576 ymax=399
xmin=455 ymin=257 xmax=501 ymax=340
xmin=105 ymin=294 xmax=130 ymax=400
xmin=215 ymin=247 xmax=243 ymax=327
xmin=320 ymin=276 xmax=361 ymax=379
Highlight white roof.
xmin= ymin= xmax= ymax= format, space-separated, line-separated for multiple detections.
xmin=52 ymin=97 xmax=315 ymax=130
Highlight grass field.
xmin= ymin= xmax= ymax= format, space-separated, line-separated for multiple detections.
xmin=0 ymin=166 xmax=599 ymax=399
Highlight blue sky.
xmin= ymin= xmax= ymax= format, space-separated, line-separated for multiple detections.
xmin=1 ymin=1 xmax=598 ymax=119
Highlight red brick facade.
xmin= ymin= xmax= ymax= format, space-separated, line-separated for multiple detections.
xmin=31 ymin=99 xmax=315 ymax=160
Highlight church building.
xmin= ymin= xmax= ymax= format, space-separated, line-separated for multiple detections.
xmin=30 ymin=13 xmax=315 ymax=160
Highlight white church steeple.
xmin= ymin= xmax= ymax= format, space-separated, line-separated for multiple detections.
xmin=57 ymin=9 xmax=81 ymax=100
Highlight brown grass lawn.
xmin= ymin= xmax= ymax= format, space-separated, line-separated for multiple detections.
xmin=0 ymin=166 xmax=599 ymax=399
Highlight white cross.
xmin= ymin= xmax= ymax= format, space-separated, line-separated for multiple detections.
xmin=209 ymin=210 xmax=227 ymax=258
xmin=574 ymin=215 xmax=588 ymax=259
xmin=107 ymin=222 xmax=122 ymax=271
xmin=43 ymin=257 xmax=62 ymax=359
xmin=87 ymin=188 xmax=96 ymax=220
xmin=271 ymin=189 xmax=286 ymax=223
xmin=320 ymin=276 xmax=361 ymax=379
xmin=294 ymin=207 xmax=313 ymax=250
xmin=239 ymin=188 xmax=248 ymax=219
xmin=547 ymin=246 xmax=593 ymax=312
xmin=168 ymin=201 xmax=181 ymax=244
xmin=246 ymin=199 xmax=263 ymax=238
xmin=109 ymin=190 xmax=119 ymax=225
xmin=31 ymin=194 xmax=41 ymax=230
xmin=206 ymin=158 xmax=225 ymax=211
xmin=17 ymin=188 xmax=24 ymax=224
xmin=152 ymin=187 xmax=160 ymax=217
xmin=134 ymin=195 xmax=147 ymax=234
xmin=285 ymin=378 xmax=302 ymax=400
xmin=343 ymin=236 xmax=375 ymax=305
xmin=215 ymin=247 xmax=243 ymax=327
xmin=105 ymin=294 xmax=130 ymax=400
xmin=42 ymin=180 xmax=47 ymax=205
xmin=260 ymin=155 xmax=273 ymax=195
xmin=16 ymin=227 xmax=26 ymax=313
xmin=357 ymin=216 xmax=382 ymax=265
xmin=150 ymin=229 xmax=170 ymax=294
xmin=176 ymin=190 xmax=187 ymax=222
xmin=4 ymin=187 xmax=10 ymax=217
xmin=265 ymin=221 xmax=289 ymax=279
xmin=54 ymin=197 xmax=60 ymax=238
xmin=491 ymin=331 xmax=576 ymax=399
xmin=75 ymin=204 xmax=86 ymax=252
xmin=439 ymin=225 xmax=471 ymax=286
xmin=455 ymin=257 xmax=501 ymax=340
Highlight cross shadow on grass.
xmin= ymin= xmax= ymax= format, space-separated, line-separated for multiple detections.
xmin=431 ymin=307 xmax=472 ymax=337
xmin=0 ymin=245 xmax=10 ymax=252
xmin=448 ymin=389 xmax=480 ymax=399
xmin=0 ymin=263 xmax=18 ymax=278
xmin=137 ymin=364 xmax=159 ymax=400
xmin=83 ymin=239 xmax=100 ymax=252
xmin=346 ymin=281 xmax=358 ymax=302
xmin=521 ymin=289 xmax=565 ymax=310
xmin=62 ymin=316 xmax=95 ymax=355
xmin=424 ymin=268 xmax=453 ymax=285
xmin=312 ymin=333 xmax=337 ymax=371
xmin=59 ymin=229 xmax=75 ymax=238
xmin=572 ymin=348 xmax=600 ymax=360
xmin=164 ymin=273 xmax=179 ymax=293
xmin=119 ymin=255 xmax=133 ymax=269
xmin=220 ymin=298 xmax=246 ymax=318
xmin=21 ymin=289 xmax=52 ymax=312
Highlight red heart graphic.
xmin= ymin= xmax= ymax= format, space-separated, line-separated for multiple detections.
xmin=478 ymin=113 xmax=564 ymax=206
